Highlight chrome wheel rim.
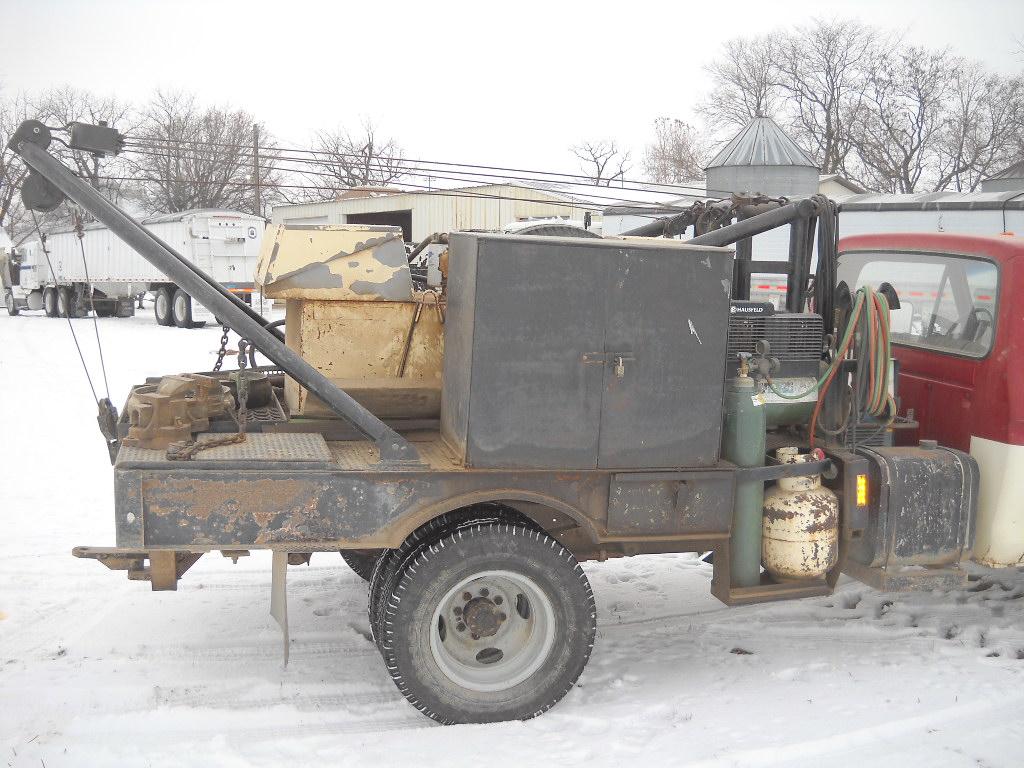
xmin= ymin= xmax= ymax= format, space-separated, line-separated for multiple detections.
xmin=429 ymin=569 xmax=555 ymax=692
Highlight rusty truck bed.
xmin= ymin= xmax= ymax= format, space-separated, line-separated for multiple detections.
xmin=105 ymin=429 xmax=736 ymax=559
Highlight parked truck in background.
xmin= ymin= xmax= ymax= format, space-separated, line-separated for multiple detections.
xmin=1 ymin=209 xmax=265 ymax=325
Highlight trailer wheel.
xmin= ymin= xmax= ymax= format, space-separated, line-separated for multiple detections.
xmin=4 ymin=290 xmax=18 ymax=316
xmin=57 ymin=287 xmax=75 ymax=318
xmin=154 ymin=287 xmax=174 ymax=326
xmin=43 ymin=287 xmax=58 ymax=317
xmin=378 ymin=522 xmax=596 ymax=724
xmin=340 ymin=549 xmax=380 ymax=582
xmin=172 ymin=288 xmax=193 ymax=328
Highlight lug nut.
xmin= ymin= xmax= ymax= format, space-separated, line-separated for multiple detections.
xmin=471 ymin=633 xmax=479 ymax=640
xmin=453 ymin=606 xmax=462 ymax=615
xmin=456 ymin=622 xmax=466 ymax=632
xmin=494 ymin=596 xmax=503 ymax=605
xmin=462 ymin=591 xmax=472 ymax=601
xmin=479 ymin=588 xmax=489 ymax=597
xmin=498 ymin=612 xmax=507 ymax=622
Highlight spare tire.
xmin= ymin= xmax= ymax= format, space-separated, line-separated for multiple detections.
xmin=509 ymin=223 xmax=601 ymax=239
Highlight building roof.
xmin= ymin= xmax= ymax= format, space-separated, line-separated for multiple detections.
xmin=988 ymin=159 xmax=1024 ymax=181
xmin=706 ymin=117 xmax=817 ymax=170
xmin=142 ymin=208 xmax=263 ymax=225
xmin=819 ymin=174 xmax=867 ymax=194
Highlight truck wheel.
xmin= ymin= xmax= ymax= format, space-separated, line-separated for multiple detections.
xmin=368 ymin=507 xmax=533 ymax=650
xmin=43 ymin=287 xmax=58 ymax=317
xmin=4 ymin=290 xmax=18 ymax=316
xmin=57 ymin=287 xmax=74 ymax=318
xmin=172 ymin=288 xmax=193 ymax=328
xmin=377 ymin=521 xmax=596 ymax=724
xmin=154 ymin=287 xmax=174 ymax=326
xmin=341 ymin=550 xmax=380 ymax=582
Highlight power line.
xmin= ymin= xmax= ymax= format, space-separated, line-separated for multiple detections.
xmin=80 ymin=172 xmax=643 ymax=215
xmin=123 ymin=135 xmax=725 ymax=197
xmin=121 ymin=145 xmax=700 ymax=214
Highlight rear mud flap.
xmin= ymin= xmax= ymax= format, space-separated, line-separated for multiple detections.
xmin=270 ymin=551 xmax=289 ymax=666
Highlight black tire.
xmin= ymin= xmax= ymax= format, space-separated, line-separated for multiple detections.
xmin=509 ymin=223 xmax=601 ymax=238
xmin=341 ymin=549 xmax=380 ymax=582
xmin=43 ymin=287 xmax=58 ymax=317
xmin=154 ymin=287 xmax=174 ymax=326
xmin=378 ymin=521 xmax=596 ymax=724
xmin=368 ymin=506 xmax=535 ymax=650
xmin=171 ymin=288 xmax=193 ymax=328
xmin=57 ymin=287 xmax=74 ymax=318
xmin=4 ymin=290 xmax=18 ymax=316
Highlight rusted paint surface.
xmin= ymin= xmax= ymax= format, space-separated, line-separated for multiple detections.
xmin=762 ymin=462 xmax=840 ymax=580
xmin=845 ymin=446 xmax=977 ymax=571
xmin=122 ymin=449 xmax=736 ymax=557
xmin=606 ymin=473 xmax=734 ymax=535
xmin=255 ymin=224 xmax=412 ymax=301
xmin=284 ymin=294 xmax=444 ymax=418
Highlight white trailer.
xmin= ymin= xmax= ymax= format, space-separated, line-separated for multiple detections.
xmin=839 ymin=191 xmax=1024 ymax=238
xmin=3 ymin=209 xmax=265 ymax=326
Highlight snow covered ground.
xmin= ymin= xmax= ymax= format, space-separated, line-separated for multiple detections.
xmin=1 ymin=309 xmax=1023 ymax=768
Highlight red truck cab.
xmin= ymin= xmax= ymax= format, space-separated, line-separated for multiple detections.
xmin=838 ymin=232 xmax=1024 ymax=566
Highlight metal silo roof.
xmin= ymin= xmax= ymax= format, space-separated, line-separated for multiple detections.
xmin=706 ymin=117 xmax=817 ymax=169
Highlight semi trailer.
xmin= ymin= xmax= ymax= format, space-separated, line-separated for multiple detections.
xmin=1 ymin=209 xmax=264 ymax=324
xmin=7 ymin=119 xmax=989 ymax=725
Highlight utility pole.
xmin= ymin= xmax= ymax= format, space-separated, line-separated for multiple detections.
xmin=253 ymin=124 xmax=261 ymax=218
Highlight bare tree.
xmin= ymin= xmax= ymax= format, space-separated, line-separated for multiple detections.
xmin=850 ymin=47 xmax=956 ymax=193
xmin=774 ymin=19 xmax=892 ymax=175
xmin=572 ymin=140 xmax=631 ymax=186
xmin=643 ymin=118 xmax=709 ymax=183
xmin=0 ymin=89 xmax=37 ymax=244
xmin=126 ymin=90 xmax=280 ymax=215
xmin=934 ymin=66 xmax=1024 ymax=191
xmin=702 ymin=20 xmax=890 ymax=175
xmin=298 ymin=120 xmax=406 ymax=200
xmin=699 ymin=36 xmax=782 ymax=129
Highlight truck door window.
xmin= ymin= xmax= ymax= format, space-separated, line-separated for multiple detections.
xmin=838 ymin=251 xmax=998 ymax=358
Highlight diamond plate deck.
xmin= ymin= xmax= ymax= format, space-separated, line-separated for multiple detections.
xmin=118 ymin=432 xmax=333 ymax=465
xmin=330 ymin=435 xmax=462 ymax=471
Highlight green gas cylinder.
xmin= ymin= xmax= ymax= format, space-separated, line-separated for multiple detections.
xmin=721 ymin=366 xmax=767 ymax=588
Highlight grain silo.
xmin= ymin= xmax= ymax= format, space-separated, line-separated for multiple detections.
xmin=705 ymin=117 xmax=819 ymax=198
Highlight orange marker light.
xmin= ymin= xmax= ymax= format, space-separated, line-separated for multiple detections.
xmin=856 ymin=474 xmax=869 ymax=507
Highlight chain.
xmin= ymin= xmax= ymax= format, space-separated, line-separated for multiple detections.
xmin=166 ymin=375 xmax=250 ymax=461
xmin=212 ymin=324 xmax=230 ymax=372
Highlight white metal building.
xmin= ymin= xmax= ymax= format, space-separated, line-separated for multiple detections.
xmin=981 ymin=160 xmax=1024 ymax=193
xmin=270 ymin=184 xmax=590 ymax=243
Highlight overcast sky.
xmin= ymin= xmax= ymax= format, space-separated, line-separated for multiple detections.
xmin=2 ymin=0 xmax=1022 ymax=178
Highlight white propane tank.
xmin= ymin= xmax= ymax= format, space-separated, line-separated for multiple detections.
xmin=762 ymin=447 xmax=839 ymax=580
